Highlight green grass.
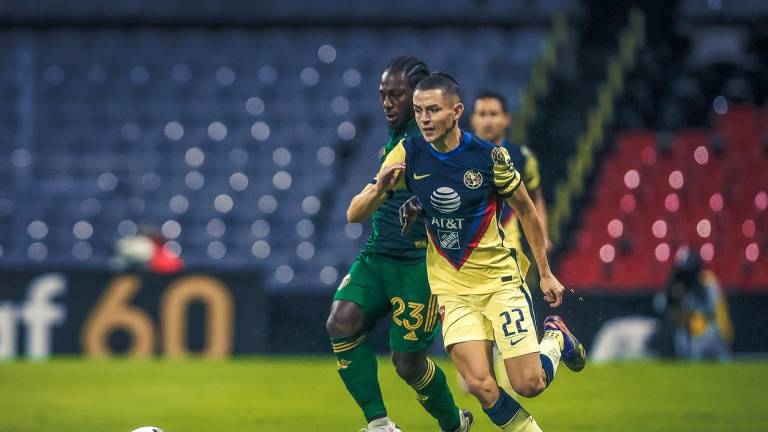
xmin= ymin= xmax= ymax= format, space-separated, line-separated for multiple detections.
xmin=0 ymin=357 xmax=766 ymax=431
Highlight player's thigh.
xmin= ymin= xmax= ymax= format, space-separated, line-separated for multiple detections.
xmin=448 ymin=339 xmax=495 ymax=381
xmin=385 ymin=260 xmax=441 ymax=352
xmin=483 ymin=286 xmax=539 ymax=360
xmin=332 ymin=254 xmax=390 ymax=325
xmin=439 ymin=292 xmax=495 ymax=353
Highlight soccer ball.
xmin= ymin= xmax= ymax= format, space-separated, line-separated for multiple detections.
xmin=131 ymin=428 xmax=164 ymax=432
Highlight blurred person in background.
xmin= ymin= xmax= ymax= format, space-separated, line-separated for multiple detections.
xmin=111 ymin=227 xmax=184 ymax=274
xmin=656 ymin=247 xmax=733 ymax=361
xmin=470 ymin=92 xmax=551 ymax=257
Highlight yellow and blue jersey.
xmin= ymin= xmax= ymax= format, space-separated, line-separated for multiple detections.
xmin=498 ymin=139 xmax=541 ymax=253
xmin=380 ymin=131 xmax=524 ymax=295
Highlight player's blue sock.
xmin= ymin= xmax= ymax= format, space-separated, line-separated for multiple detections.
xmin=483 ymin=388 xmax=537 ymax=431
xmin=483 ymin=388 xmax=521 ymax=427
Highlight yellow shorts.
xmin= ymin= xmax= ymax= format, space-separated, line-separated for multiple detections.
xmin=438 ymin=285 xmax=539 ymax=359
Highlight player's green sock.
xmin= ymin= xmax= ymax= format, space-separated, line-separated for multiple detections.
xmin=410 ymin=358 xmax=461 ymax=432
xmin=331 ymin=334 xmax=387 ymax=422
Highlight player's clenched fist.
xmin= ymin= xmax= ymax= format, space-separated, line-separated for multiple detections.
xmin=377 ymin=163 xmax=406 ymax=194
xmin=491 ymin=147 xmax=521 ymax=197
xmin=540 ymin=274 xmax=564 ymax=308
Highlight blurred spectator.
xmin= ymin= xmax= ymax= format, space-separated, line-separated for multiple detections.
xmin=592 ymin=247 xmax=734 ymax=362
xmin=655 ymin=247 xmax=733 ymax=360
xmin=111 ymin=228 xmax=184 ymax=274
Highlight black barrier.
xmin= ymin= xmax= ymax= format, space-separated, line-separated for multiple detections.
xmin=0 ymin=271 xmax=267 ymax=359
xmin=1 ymin=271 xmax=766 ymax=359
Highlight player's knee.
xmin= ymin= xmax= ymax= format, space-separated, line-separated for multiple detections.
xmin=464 ymin=374 xmax=498 ymax=406
xmin=511 ymin=376 xmax=545 ymax=398
xmin=391 ymin=354 xmax=425 ymax=384
xmin=326 ymin=307 xmax=364 ymax=338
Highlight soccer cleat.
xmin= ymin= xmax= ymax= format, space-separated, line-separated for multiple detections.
xmin=543 ymin=315 xmax=586 ymax=372
xmin=359 ymin=417 xmax=401 ymax=432
xmin=442 ymin=409 xmax=474 ymax=432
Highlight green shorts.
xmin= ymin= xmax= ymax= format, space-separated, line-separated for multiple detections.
xmin=333 ymin=253 xmax=439 ymax=353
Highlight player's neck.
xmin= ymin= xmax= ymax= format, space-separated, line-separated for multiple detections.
xmin=431 ymin=127 xmax=462 ymax=153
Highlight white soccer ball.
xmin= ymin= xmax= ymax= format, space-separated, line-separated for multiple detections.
xmin=131 ymin=428 xmax=164 ymax=432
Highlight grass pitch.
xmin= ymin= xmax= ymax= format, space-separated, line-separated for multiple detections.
xmin=0 ymin=357 xmax=765 ymax=431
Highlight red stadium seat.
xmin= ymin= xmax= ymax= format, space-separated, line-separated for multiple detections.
xmin=561 ymin=117 xmax=767 ymax=292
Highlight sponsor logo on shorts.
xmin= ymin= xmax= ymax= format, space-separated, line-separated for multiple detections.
xmin=437 ymin=230 xmax=460 ymax=249
xmin=510 ymin=335 xmax=527 ymax=346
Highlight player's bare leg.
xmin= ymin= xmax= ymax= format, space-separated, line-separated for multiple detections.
xmin=449 ymin=341 xmax=541 ymax=431
xmin=502 ymin=352 xmax=549 ymax=398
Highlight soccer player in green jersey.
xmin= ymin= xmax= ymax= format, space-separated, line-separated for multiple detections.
xmin=326 ymin=57 xmax=472 ymax=432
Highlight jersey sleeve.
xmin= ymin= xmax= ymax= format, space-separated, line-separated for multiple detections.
xmin=375 ymin=140 xmax=407 ymax=191
xmin=491 ymin=146 xmax=522 ymax=198
xmin=521 ymin=146 xmax=541 ymax=191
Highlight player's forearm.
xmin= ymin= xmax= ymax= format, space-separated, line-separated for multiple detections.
xmin=507 ymin=188 xmax=553 ymax=278
xmin=518 ymin=207 xmax=553 ymax=278
xmin=347 ymin=184 xmax=388 ymax=223
xmin=532 ymin=189 xmax=549 ymax=240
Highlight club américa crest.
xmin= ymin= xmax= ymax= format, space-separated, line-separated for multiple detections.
xmin=463 ymin=170 xmax=483 ymax=189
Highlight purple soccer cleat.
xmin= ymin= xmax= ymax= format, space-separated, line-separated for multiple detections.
xmin=543 ymin=315 xmax=587 ymax=372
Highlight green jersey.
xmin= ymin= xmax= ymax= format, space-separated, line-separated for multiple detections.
xmin=361 ymin=119 xmax=427 ymax=263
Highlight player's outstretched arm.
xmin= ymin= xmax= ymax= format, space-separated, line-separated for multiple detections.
xmin=506 ymin=185 xmax=563 ymax=307
xmin=346 ymin=163 xmax=406 ymax=223
xmin=532 ymin=188 xmax=552 ymax=252
xmin=492 ymin=146 xmax=563 ymax=307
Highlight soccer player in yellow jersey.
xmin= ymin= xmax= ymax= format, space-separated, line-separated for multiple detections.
xmin=367 ymin=72 xmax=586 ymax=431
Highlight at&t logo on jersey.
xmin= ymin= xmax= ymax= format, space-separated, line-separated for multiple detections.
xmin=430 ymin=187 xmax=461 ymax=213
xmin=429 ymin=187 xmax=464 ymax=250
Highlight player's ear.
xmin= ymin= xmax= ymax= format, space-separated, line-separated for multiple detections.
xmin=453 ymin=102 xmax=464 ymax=120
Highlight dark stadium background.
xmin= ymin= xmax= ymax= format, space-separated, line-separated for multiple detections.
xmin=0 ymin=0 xmax=766 ymax=360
